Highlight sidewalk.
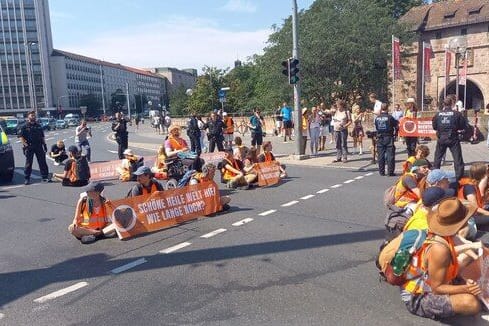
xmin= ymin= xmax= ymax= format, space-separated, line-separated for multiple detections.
xmin=124 ymin=122 xmax=489 ymax=172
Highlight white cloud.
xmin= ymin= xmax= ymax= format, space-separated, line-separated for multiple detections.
xmin=220 ymin=0 xmax=257 ymax=13
xmin=59 ymin=16 xmax=270 ymax=72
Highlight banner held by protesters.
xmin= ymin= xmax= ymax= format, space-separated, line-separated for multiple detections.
xmin=398 ymin=117 xmax=437 ymax=139
xmin=255 ymin=162 xmax=281 ymax=187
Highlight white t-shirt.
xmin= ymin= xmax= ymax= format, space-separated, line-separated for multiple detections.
xmin=373 ymin=100 xmax=382 ymax=116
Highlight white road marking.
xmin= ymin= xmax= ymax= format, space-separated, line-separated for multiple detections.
xmin=160 ymin=242 xmax=192 ymax=254
xmin=14 ymin=168 xmax=41 ymax=180
xmin=316 ymin=188 xmax=329 ymax=194
xmin=111 ymin=258 xmax=147 ymax=274
xmin=331 ymin=184 xmax=342 ymax=188
xmin=344 ymin=179 xmax=354 ymax=184
xmin=1 ymin=185 xmax=24 ymax=190
xmin=481 ymin=315 xmax=489 ymax=321
xmin=107 ymin=150 xmax=118 ymax=154
xmin=259 ymin=209 xmax=277 ymax=216
xmin=365 ymin=172 xmax=374 ymax=176
xmin=33 ymin=282 xmax=88 ymax=303
xmin=0 ymin=312 xmax=4 ymax=319
xmin=354 ymin=176 xmax=364 ymax=180
xmin=69 ymin=136 xmax=74 ymax=138
xmin=200 ymin=228 xmax=227 ymax=238
xmin=300 ymin=194 xmax=315 ymax=200
xmin=281 ymin=200 xmax=299 ymax=207
xmin=44 ymin=137 xmax=54 ymax=141
xmin=232 ymin=218 xmax=254 ymax=226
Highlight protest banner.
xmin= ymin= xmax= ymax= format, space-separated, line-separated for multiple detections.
xmin=460 ymin=247 xmax=489 ymax=310
xmin=201 ymin=152 xmax=226 ymax=165
xmin=255 ymin=162 xmax=281 ymax=187
xmin=398 ymin=117 xmax=437 ymax=139
xmin=106 ymin=181 xmax=221 ymax=240
xmin=89 ymin=160 xmax=122 ymax=181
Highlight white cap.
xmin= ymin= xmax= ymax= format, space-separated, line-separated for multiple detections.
xmin=222 ymin=112 xmax=228 ymax=116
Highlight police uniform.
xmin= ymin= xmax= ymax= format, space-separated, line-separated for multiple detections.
xmin=19 ymin=120 xmax=49 ymax=182
xmin=374 ymin=111 xmax=398 ymax=176
xmin=432 ymin=107 xmax=466 ymax=180
xmin=111 ymin=117 xmax=128 ymax=159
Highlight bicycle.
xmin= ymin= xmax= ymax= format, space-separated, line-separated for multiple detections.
xmin=236 ymin=120 xmax=249 ymax=136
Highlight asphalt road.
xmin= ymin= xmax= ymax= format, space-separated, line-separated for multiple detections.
xmin=0 ymin=123 xmax=486 ymax=325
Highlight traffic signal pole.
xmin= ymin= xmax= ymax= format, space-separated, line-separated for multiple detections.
xmin=292 ymin=0 xmax=303 ymax=155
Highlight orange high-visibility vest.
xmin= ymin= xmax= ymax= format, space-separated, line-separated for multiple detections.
xmin=264 ymin=152 xmax=274 ymax=162
xmin=394 ymin=173 xmax=424 ymax=208
xmin=169 ymin=136 xmax=186 ymax=150
xmin=402 ymin=156 xmax=416 ymax=174
xmin=458 ymin=178 xmax=483 ymax=208
xmin=222 ymin=158 xmax=240 ymax=180
xmin=224 ymin=117 xmax=234 ymax=134
xmin=80 ymin=200 xmax=108 ymax=230
xmin=141 ymin=182 xmax=158 ymax=195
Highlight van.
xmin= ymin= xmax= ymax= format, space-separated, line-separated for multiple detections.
xmin=64 ymin=113 xmax=80 ymax=121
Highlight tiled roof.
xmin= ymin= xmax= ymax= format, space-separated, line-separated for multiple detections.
xmin=401 ymin=0 xmax=489 ymax=32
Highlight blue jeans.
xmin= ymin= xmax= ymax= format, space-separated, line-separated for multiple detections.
xmin=334 ymin=129 xmax=348 ymax=160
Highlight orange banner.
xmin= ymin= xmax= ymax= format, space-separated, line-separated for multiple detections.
xmin=106 ymin=181 xmax=221 ymax=239
xmin=89 ymin=160 xmax=123 ymax=181
xmin=398 ymin=117 xmax=437 ymax=138
xmin=200 ymin=151 xmax=226 ymax=165
xmin=255 ymin=162 xmax=281 ymax=187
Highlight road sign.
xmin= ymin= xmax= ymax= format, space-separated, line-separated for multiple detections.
xmin=80 ymin=106 xmax=87 ymax=115
xmin=218 ymin=90 xmax=226 ymax=98
xmin=219 ymin=97 xmax=226 ymax=103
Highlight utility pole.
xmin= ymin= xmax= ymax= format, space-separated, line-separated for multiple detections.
xmin=126 ymin=82 xmax=131 ymax=118
xmin=292 ymin=0 xmax=303 ymax=155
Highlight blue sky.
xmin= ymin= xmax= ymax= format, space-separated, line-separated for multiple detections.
xmin=49 ymin=0 xmax=314 ymax=71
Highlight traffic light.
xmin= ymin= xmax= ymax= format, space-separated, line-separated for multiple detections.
xmin=281 ymin=59 xmax=289 ymax=77
xmin=289 ymin=58 xmax=299 ymax=84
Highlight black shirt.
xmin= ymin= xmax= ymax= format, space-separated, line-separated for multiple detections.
xmin=432 ymin=109 xmax=466 ymax=138
xmin=112 ymin=118 xmax=128 ymax=137
xmin=51 ymin=144 xmax=66 ymax=155
xmin=19 ymin=121 xmax=45 ymax=146
xmin=374 ymin=113 xmax=398 ymax=136
xmin=206 ymin=119 xmax=224 ymax=136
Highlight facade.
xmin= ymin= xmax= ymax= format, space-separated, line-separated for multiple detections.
xmin=0 ymin=0 xmax=54 ymax=114
xmin=147 ymin=67 xmax=197 ymax=95
xmin=397 ymin=0 xmax=489 ymax=111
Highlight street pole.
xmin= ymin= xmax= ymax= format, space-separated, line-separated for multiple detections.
xmin=100 ymin=65 xmax=106 ymax=116
xmin=126 ymin=82 xmax=131 ymax=118
xmin=455 ymin=52 xmax=460 ymax=102
xmin=292 ymin=0 xmax=303 ymax=155
xmin=25 ymin=42 xmax=35 ymax=114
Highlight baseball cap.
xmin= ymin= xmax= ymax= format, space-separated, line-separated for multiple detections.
xmin=427 ymin=169 xmax=455 ymax=184
xmin=133 ymin=166 xmax=151 ymax=176
xmin=422 ymin=186 xmax=455 ymax=207
xmin=222 ymin=112 xmax=228 ymax=116
xmin=85 ymin=182 xmax=104 ymax=193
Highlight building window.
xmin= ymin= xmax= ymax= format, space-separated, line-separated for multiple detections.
xmin=435 ymin=32 xmax=442 ymax=39
xmin=461 ymin=28 xmax=467 ymax=35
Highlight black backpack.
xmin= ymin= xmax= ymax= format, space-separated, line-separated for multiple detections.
xmin=70 ymin=156 xmax=90 ymax=182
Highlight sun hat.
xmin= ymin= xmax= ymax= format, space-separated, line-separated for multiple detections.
xmin=123 ymin=149 xmax=134 ymax=156
xmin=85 ymin=182 xmax=104 ymax=193
xmin=427 ymin=198 xmax=477 ymax=236
xmin=133 ymin=166 xmax=151 ymax=176
xmin=406 ymin=98 xmax=416 ymax=104
xmin=427 ymin=169 xmax=455 ymax=185
xmin=168 ymin=125 xmax=180 ymax=133
xmin=302 ymin=107 xmax=309 ymax=115
xmin=422 ymin=187 xmax=455 ymax=207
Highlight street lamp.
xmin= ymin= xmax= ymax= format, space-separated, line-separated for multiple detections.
xmin=25 ymin=41 xmax=37 ymax=114
xmin=448 ymin=36 xmax=467 ymax=103
xmin=57 ymin=95 xmax=70 ymax=118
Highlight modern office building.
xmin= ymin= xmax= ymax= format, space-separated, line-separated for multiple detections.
xmin=146 ymin=67 xmax=197 ymax=95
xmin=0 ymin=0 xmax=54 ymax=114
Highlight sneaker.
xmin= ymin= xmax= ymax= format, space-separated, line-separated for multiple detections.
xmin=54 ymin=161 xmax=60 ymax=166
xmin=42 ymin=178 xmax=52 ymax=183
xmin=24 ymin=179 xmax=30 ymax=185
xmin=80 ymin=235 xmax=97 ymax=244
xmin=332 ymin=159 xmax=341 ymax=163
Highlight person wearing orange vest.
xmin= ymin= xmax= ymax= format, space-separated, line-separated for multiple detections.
xmin=400 ymin=198 xmax=481 ymax=320
xmin=402 ymin=144 xmax=430 ymax=175
xmin=151 ymin=145 xmax=168 ymax=180
xmin=258 ymin=141 xmax=286 ymax=178
xmin=458 ymin=162 xmax=489 ymax=226
xmin=222 ymin=112 xmax=234 ymax=148
xmin=69 ymin=182 xmax=116 ymax=244
xmin=128 ymin=166 xmax=164 ymax=197
xmin=190 ymin=163 xmax=231 ymax=210
xmin=221 ymin=147 xmax=254 ymax=189
xmin=165 ymin=125 xmax=189 ymax=158
xmin=393 ymin=159 xmax=429 ymax=214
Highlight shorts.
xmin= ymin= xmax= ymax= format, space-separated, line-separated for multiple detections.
xmin=403 ymin=292 xmax=454 ymax=320
xmin=319 ymin=125 xmax=330 ymax=137
xmin=351 ymin=126 xmax=364 ymax=138
xmin=283 ymin=120 xmax=292 ymax=129
xmin=251 ymin=133 xmax=263 ymax=146
xmin=224 ymin=133 xmax=234 ymax=143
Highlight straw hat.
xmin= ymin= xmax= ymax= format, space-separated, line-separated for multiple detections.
xmin=168 ymin=125 xmax=181 ymax=133
xmin=406 ymin=98 xmax=416 ymax=104
xmin=427 ymin=198 xmax=477 ymax=236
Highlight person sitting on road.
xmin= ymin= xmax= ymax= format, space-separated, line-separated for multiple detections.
xmin=117 ymin=149 xmax=143 ymax=182
xmin=49 ymin=140 xmax=68 ymax=166
xmin=190 ymin=163 xmax=231 ymax=211
xmin=258 ymin=141 xmax=287 ymax=178
xmin=400 ymin=197 xmax=481 ymax=320
xmin=152 ymin=145 xmax=168 ymax=180
xmin=458 ymin=162 xmax=489 ymax=227
xmin=69 ymin=182 xmax=116 ymax=244
xmin=242 ymin=147 xmax=258 ymax=183
xmin=393 ymin=159 xmax=429 ymax=214
xmin=402 ymin=144 xmax=431 ymax=175
xmin=128 ymin=166 xmax=164 ymax=197
xmin=165 ymin=125 xmax=189 ymax=158
xmin=220 ymin=147 xmax=254 ymax=189
xmin=53 ymin=145 xmax=90 ymax=187
xmin=233 ymin=136 xmax=248 ymax=161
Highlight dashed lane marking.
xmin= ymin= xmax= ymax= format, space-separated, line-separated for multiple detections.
xmin=16 ymin=140 xmax=21 ymax=143
xmin=1 ymin=185 xmax=24 ymax=190
xmin=160 ymin=242 xmax=192 ymax=254
xmin=33 ymin=282 xmax=88 ymax=303
xmin=365 ymin=172 xmax=374 ymax=176
xmin=0 ymin=312 xmax=4 ymax=319
xmin=300 ymin=194 xmax=315 ymax=200
xmin=316 ymin=189 xmax=329 ymax=194
xmin=331 ymin=184 xmax=342 ymax=188
xmin=281 ymin=200 xmax=299 ymax=207
xmin=54 ymin=133 xmax=59 ymax=135
xmin=200 ymin=228 xmax=227 ymax=238
xmin=44 ymin=137 xmax=54 ymax=141
xmin=344 ymin=179 xmax=354 ymax=184
xmin=111 ymin=258 xmax=147 ymax=274
xmin=107 ymin=150 xmax=118 ymax=154
xmin=354 ymin=176 xmax=364 ymax=180
xmin=232 ymin=218 xmax=254 ymax=226
xmin=259 ymin=209 xmax=276 ymax=216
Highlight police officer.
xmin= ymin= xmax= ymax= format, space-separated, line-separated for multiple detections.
xmin=187 ymin=112 xmax=201 ymax=155
xmin=432 ymin=97 xmax=467 ymax=180
xmin=111 ymin=112 xmax=128 ymax=159
xmin=374 ymin=104 xmax=398 ymax=176
xmin=19 ymin=111 xmax=50 ymax=184
xmin=205 ymin=111 xmax=224 ymax=152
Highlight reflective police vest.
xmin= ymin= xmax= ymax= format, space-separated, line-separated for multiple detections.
xmin=435 ymin=111 xmax=456 ymax=138
xmin=0 ymin=130 xmax=8 ymax=145
xmin=374 ymin=114 xmax=392 ymax=136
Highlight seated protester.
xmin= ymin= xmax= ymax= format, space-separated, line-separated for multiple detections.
xmin=400 ymin=198 xmax=481 ymax=320
xmin=458 ymin=162 xmax=489 ymax=225
xmin=220 ymin=147 xmax=254 ymax=189
xmin=50 ymin=140 xmax=68 ymax=166
xmin=151 ymin=145 xmax=168 ymax=180
xmin=393 ymin=159 xmax=429 ymax=214
xmin=68 ymin=182 xmax=116 ymax=244
xmin=402 ymin=144 xmax=430 ymax=175
xmin=117 ymin=149 xmax=142 ymax=182
xmin=258 ymin=141 xmax=287 ymax=178
xmin=53 ymin=145 xmax=90 ymax=187
xmin=165 ymin=125 xmax=189 ymax=158
xmin=233 ymin=136 xmax=248 ymax=161
xmin=190 ymin=163 xmax=231 ymax=210
xmin=128 ymin=166 xmax=164 ymax=197
xmin=242 ymin=147 xmax=258 ymax=183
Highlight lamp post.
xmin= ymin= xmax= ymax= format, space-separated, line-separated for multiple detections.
xmin=448 ymin=37 xmax=467 ymax=104
xmin=57 ymin=95 xmax=70 ymax=119
xmin=25 ymin=41 xmax=37 ymax=114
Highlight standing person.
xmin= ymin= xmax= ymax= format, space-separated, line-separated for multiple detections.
xmin=331 ymin=100 xmax=351 ymax=163
xmin=404 ymin=98 xmax=419 ymax=157
xmin=374 ymin=104 xmax=398 ymax=176
xmin=75 ymin=120 xmax=92 ymax=162
xmin=351 ymin=104 xmax=365 ymax=155
xmin=281 ymin=102 xmax=293 ymax=142
xmin=392 ymin=104 xmax=404 ymax=122
xmin=112 ymin=112 xmax=128 ymax=159
xmin=222 ymin=112 xmax=234 ymax=148
xmin=369 ymin=93 xmax=382 ymax=116
xmin=433 ymin=97 xmax=467 ymax=181
xmin=18 ymin=110 xmax=50 ymax=184
xmin=205 ymin=111 xmax=224 ymax=152
xmin=274 ymin=106 xmax=283 ymax=136
xmin=187 ymin=113 xmax=202 ymax=155
xmin=49 ymin=140 xmax=68 ymax=166
xmin=198 ymin=116 xmax=208 ymax=153
xmin=309 ymin=106 xmax=321 ymax=155
xmin=248 ymin=108 xmax=265 ymax=153
xmin=135 ymin=115 xmax=140 ymax=131
xmin=318 ymin=102 xmax=332 ymax=151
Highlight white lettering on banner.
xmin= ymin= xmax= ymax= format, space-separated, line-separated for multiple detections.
xmin=186 ymin=190 xmax=203 ymax=202
xmin=146 ymin=212 xmax=161 ymax=224
xmin=166 ymin=195 xmax=186 ymax=207
xmin=262 ymin=171 xmax=280 ymax=179
xmin=137 ymin=199 xmax=167 ymax=214
xmin=203 ymin=187 xmax=215 ymax=197
xmin=165 ymin=207 xmax=184 ymax=219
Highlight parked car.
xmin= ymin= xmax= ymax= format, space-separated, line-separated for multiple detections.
xmin=39 ymin=117 xmax=56 ymax=131
xmin=56 ymin=119 xmax=68 ymax=129
xmin=0 ymin=121 xmax=15 ymax=182
xmin=5 ymin=117 xmax=25 ymax=135
xmin=67 ymin=119 xmax=79 ymax=127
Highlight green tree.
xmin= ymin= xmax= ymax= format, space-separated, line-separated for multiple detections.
xmin=79 ymin=93 xmax=101 ymax=117
xmin=168 ymin=85 xmax=189 ymax=116
xmin=110 ymin=88 xmax=126 ymax=113
xmin=187 ymin=66 xmax=226 ymax=115
xmin=373 ymin=0 xmax=425 ymax=18
xmin=223 ymin=62 xmax=259 ymax=114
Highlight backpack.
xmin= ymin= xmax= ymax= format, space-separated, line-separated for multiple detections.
xmin=69 ymin=156 xmax=90 ymax=183
xmin=376 ymin=229 xmax=427 ymax=285
xmin=384 ymin=206 xmax=412 ymax=241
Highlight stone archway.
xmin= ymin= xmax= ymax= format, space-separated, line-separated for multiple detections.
xmin=439 ymin=79 xmax=485 ymax=110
